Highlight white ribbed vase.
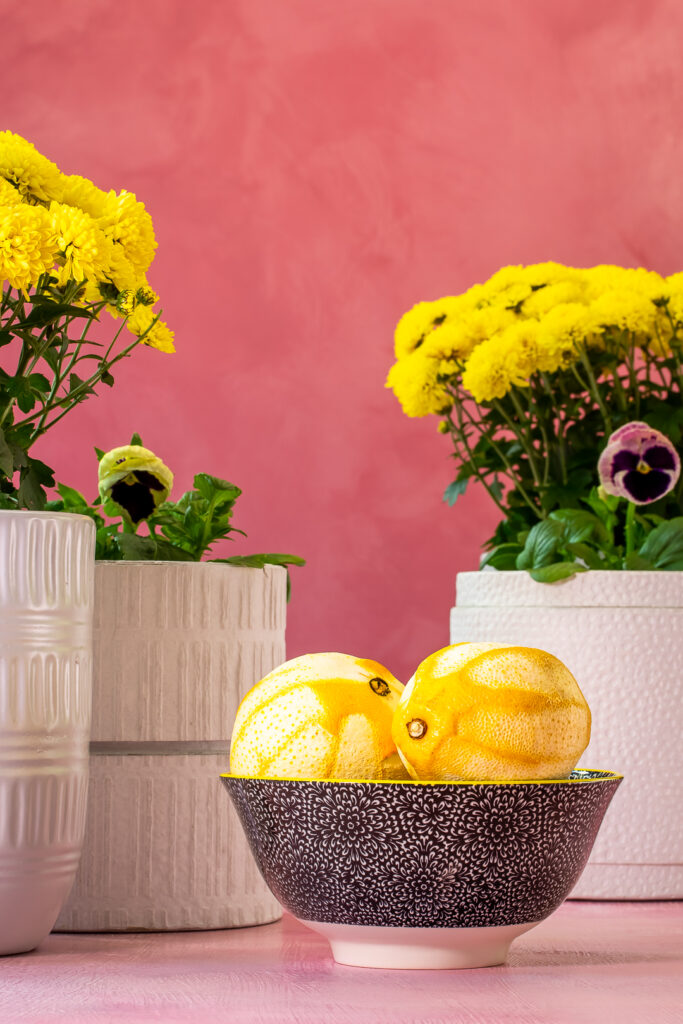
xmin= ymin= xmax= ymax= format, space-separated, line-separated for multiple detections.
xmin=450 ymin=570 xmax=683 ymax=900
xmin=0 ymin=511 xmax=94 ymax=955
xmin=56 ymin=561 xmax=285 ymax=931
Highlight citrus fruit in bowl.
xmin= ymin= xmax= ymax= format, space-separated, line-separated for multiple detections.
xmin=393 ymin=642 xmax=591 ymax=781
xmin=229 ymin=652 xmax=409 ymax=780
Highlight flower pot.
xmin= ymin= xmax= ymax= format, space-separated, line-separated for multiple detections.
xmin=0 ymin=511 xmax=94 ymax=954
xmin=450 ymin=570 xmax=682 ymax=899
xmin=55 ymin=561 xmax=285 ymax=931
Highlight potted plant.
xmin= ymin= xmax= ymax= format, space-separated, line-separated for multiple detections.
xmin=387 ymin=262 xmax=683 ymax=899
xmin=0 ymin=131 xmax=173 ymax=952
xmin=51 ymin=439 xmax=304 ymax=931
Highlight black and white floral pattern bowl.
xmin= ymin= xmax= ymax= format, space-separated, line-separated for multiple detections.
xmin=221 ymin=770 xmax=622 ymax=969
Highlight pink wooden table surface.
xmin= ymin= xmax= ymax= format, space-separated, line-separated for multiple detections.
xmin=0 ymin=902 xmax=680 ymax=1024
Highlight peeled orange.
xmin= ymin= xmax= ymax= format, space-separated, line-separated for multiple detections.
xmin=230 ymin=652 xmax=408 ymax=780
xmin=392 ymin=642 xmax=591 ymax=781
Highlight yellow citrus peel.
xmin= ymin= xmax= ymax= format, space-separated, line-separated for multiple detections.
xmin=230 ymin=652 xmax=408 ymax=780
xmin=392 ymin=642 xmax=591 ymax=781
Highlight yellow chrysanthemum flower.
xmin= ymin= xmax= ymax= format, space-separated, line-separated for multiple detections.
xmin=536 ymin=303 xmax=594 ymax=372
xmin=0 ymin=204 xmax=57 ymax=293
xmin=586 ymin=289 xmax=658 ymax=336
xmin=100 ymin=190 xmax=157 ymax=277
xmin=461 ymin=337 xmax=513 ymax=403
xmin=135 ymin=282 xmax=158 ymax=306
xmin=499 ymin=320 xmax=542 ymax=382
xmin=521 ymin=261 xmax=584 ymax=288
xmin=0 ymin=179 xmax=22 ymax=207
xmin=125 ymin=304 xmax=175 ymax=353
xmin=104 ymin=245 xmax=138 ymax=292
xmin=460 ymin=321 xmax=544 ymax=402
xmin=49 ymin=202 xmax=113 ymax=286
xmin=424 ymin=305 xmax=516 ymax=363
xmin=583 ymin=265 xmax=666 ymax=303
xmin=479 ymin=263 xmax=578 ymax=305
xmin=0 ymin=131 xmax=64 ymax=205
xmin=523 ymin=279 xmax=587 ymax=318
xmin=385 ymin=347 xmax=451 ymax=417
xmin=59 ymin=173 xmax=109 ymax=219
xmin=394 ymin=298 xmax=457 ymax=359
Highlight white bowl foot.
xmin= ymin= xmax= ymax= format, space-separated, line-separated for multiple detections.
xmin=301 ymin=920 xmax=537 ymax=969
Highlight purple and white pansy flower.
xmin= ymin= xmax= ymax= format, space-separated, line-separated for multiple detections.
xmin=598 ymin=421 xmax=680 ymax=505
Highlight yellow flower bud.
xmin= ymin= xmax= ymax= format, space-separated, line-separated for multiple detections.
xmin=98 ymin=445 xmax=173 ymax=525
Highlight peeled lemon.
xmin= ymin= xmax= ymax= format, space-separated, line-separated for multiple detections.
xmin=230 ymin=652 xmax=409 ymax=780
xmin=392 ymin=642 xmax=591 ymax=781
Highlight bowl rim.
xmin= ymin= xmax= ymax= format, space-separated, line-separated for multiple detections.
xmin=219 ymin=767 xmax=622 ymax=786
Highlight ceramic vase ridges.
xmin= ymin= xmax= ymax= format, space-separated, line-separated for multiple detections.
xmin=0 ymin=511 xmax=94 ymax=955
xmin=450 ymin=570 xmax=682 ymax=899
xmin=56 ymin=561 xmax=285 ymax=931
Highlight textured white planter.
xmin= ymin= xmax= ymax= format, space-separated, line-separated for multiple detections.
xmin=0 ymin=511 xmax=94 ymax=954
xmin=451 ymin=570 xmax=682 ymax=899
xmin=56 ymin=561 xmax=285 ymax=931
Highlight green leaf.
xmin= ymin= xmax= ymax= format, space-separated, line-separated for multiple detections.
xmin=515 ymin=519 xmax=566 ymax=570
xmin=215 ymin=553 xmax=306 ymax=569
xmin=529 ymin=562 xmax=586 ymax=583
xmin=57 ymin=482 xmax=88 ymax=508
xmin=443 ymin=479 xmax=467 ymax=507
xmin=565 ymin=541 xmax=604 ymax=570
xmin=152 ymin=538 xmax=193 ymax=561
xmin=15 ymin=302 xmax=97 ymax=329
xmin=216 ymin=554 xmax=268 ymax=568
xmin=68 ymin=373 xmax=95 ymax=399
xmin=0 ymin=427 xmax=13 ymax=478
xmin=17 ymin=467 xmax=47 ymax=509
xmin=637 ymin=517 xmax=683 ymax=570
xmin=623 ymin=552 xmax=654 ymax=570
xmin=550 ymin=508 xmax=610 ymax=545
xmin=117 ymin=533 xmax=157 ymax=560
xmin=479 ymin=543 xmax=522 ymax=570
xmin=193 ymin=473 xmax=242 ymax=503
xmin=489 ymin=477 xmax=504 ymax=503
xmin=129 ymin=432 xmax=143 ymax=447
xmin=26 ymin=372 xmax=50 ymax=394
xmin=0 ymin=330 xmax=13 ymax=348
xmin=94 ymin=446 xmax=105 ymax=462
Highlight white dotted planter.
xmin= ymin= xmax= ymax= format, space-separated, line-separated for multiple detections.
xmin=451 ymin=570 xmax=683 ymax=899
xmin=0 ymin=511 xmax=94 ymax=954
xmin=55 ymin=561 xmax=285 ymax=931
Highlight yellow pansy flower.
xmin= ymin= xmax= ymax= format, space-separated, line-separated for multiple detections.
xmin=99 ymin=444 xmax=173 ymax=525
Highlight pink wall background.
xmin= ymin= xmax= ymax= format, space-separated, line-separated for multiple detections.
xmin=4 ymin=0 xmax=683 ymax=682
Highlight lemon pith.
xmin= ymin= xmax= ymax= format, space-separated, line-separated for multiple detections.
xmin=392 ymin=642 xmax=591 ymax=781
xmin=230 ymin=652 xmax=408 ymax=780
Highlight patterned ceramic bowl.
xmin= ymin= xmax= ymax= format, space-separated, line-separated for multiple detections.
xmin=221 ymin=769 xmax=622 ymax=969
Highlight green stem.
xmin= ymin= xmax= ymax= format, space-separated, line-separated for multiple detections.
xmin=447 ymin=404 xmax=508 ymax=517
xmin=540 ymin=371 xmax=568 ymax=486
xmin=578 ymin=349 xmax=613 ymax=435
xmin=454 ymin=393 xmax=541 ymax=517
xmin=624 ymin=500 xmax=636 ymax=558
